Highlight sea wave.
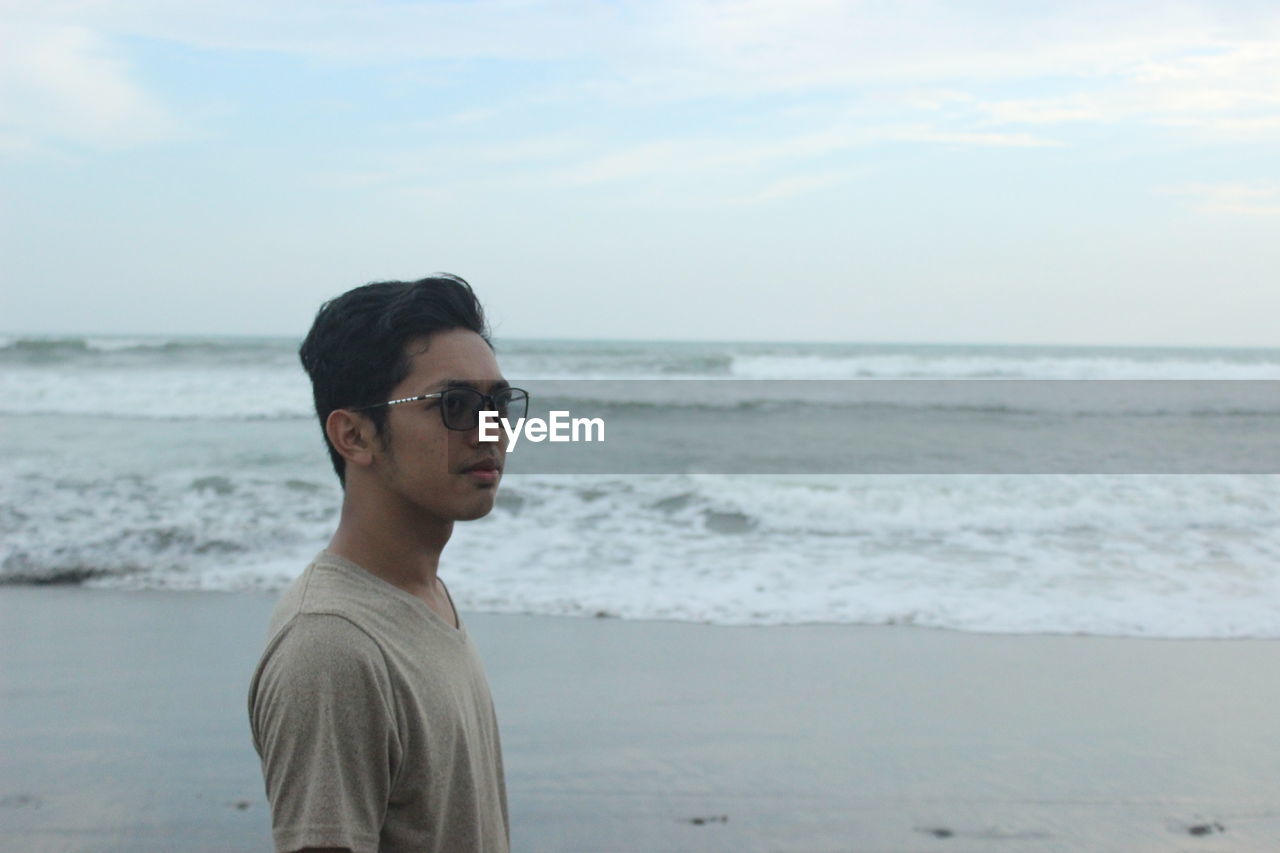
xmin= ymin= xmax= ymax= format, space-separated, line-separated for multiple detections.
xmin=14 ymin=336 xmax=1279 ymax=382
xmin=729 ymin=353 xmax=1280 ymax=381
xmin=6 ymin=337 xmax=1280 ymax=637
xmin=5 ymin=460 xmax=1280 ymax=638
xmin=4 ymin=371 xmax=1277 ymax=420
xmin=0 ymin=335 xmax=298 ymax=366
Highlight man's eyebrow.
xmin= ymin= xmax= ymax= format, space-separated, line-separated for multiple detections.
xmin=436 ymin=378 xmax=511 ymax=393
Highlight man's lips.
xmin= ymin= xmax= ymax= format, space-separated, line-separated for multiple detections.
xmin=461 ymin=458 xmax=501 ymax=474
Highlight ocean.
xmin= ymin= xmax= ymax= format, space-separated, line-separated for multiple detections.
xmin=3 ymin=334 xmax=1279 ymax=638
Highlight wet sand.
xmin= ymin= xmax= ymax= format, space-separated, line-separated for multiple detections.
xmin=3 ymin=587 xmax=1280 ymax=851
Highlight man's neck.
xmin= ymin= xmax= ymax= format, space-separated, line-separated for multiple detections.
xmin=327 ymin=487 xmax=454 ymax=602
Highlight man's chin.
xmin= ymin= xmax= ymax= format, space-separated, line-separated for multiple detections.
xmin=454 ymin=497 xmax=497 ymax=522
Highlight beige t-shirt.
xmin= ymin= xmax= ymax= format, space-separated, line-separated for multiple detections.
xmin=248 ymin=551 xmax=509 ymax=853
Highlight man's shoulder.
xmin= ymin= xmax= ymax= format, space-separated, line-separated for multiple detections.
xmin=263 ymin=609 xmax=383 ymax=674
xmin=267 ymin=551 xmax=389 ymax=637
xmin=248 ymin=603 xmax=399 ymax=762
xmin=251 ymin=560 xmax=401 ymax=716
xmin=253 ymin=563 xmax=385 ymax=694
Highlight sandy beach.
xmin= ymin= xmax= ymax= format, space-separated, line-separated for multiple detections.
xmin=3 ymin=587 xmax=1279 ymax=852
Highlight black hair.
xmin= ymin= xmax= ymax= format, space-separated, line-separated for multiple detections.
xmin=298 ymin=274 xmax=491 ymax=485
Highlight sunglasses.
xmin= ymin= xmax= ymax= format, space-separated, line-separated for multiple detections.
xmin=355 ymin=386 xmax=530 ymax=431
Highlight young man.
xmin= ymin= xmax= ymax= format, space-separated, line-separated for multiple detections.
xmin=249 ymin=275 xmax=526 ymax=853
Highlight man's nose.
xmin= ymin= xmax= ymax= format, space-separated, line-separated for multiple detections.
xmin=466 ymin=412 xmax=507 ymax=451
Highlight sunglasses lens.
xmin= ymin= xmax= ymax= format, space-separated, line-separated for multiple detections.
xmin=439 ymin=388 xmax=528 ymax=430
xmin=440 ymin=389 xmax=480 ymax=430
xmin=494 ymin=389 xmax=527 ymax=422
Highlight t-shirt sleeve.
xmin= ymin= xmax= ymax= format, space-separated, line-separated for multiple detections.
xmin=249 ymin=613 xmax=401 ymax=853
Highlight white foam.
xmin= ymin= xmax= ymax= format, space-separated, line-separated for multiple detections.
xmin=83 ymin=337 xmax=174 ymax=352
xmin=430 ymin=474 xmax=1280 ymax=638
xmin=12 ymin=468 xmax=1279 ymax=638
xmin=7 ymin=336 xmax=1280 ymax=638
xmin=5 ymin=338 xmax=1278 ymax=420
xmin=730 ymin=353 xmax=1280 ymax=380
xmin=0 ymin=365 xmax=313 ymax=419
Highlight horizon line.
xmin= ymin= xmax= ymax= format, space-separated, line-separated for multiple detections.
xmin=2 ymin=329 xmax=1278 ymax=353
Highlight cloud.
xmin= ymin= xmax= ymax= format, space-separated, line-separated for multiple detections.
xmin=24 ymin=0 xmax=625 ymax=61
xmin=25 ymin=1 xmax=1280 ymax=88
xmin=468 ymin=133 xmax=597 ymax=165
xmin=8 ymin=0 xmax=1280 ymax=157
xmin=1165 ymin=182 xmax=1280 ymax=216
xmin=981 ymin=97 xmax=1105 ymax=125
xmin=537 ymin=120 xmax=1061 ymax=190
xmin=1157 ymin=115 xmax=1280 ymax=137
xmin=0 ymin=16 xmax=177 ymax=153
xmin=887 ymin=127 xmax=1063 ymax=147
xmin=612 ymin=0 xmax=1252 ymax=95
xmin=978 ymin=38 xmax=1280 ymax=140
xmin=738 ymin=168 xmax=863 ymax=204
xmin=413 ymin=108 xmax=501 ymax=129
xmin=544 ymin=132 xmax=853 ymax=187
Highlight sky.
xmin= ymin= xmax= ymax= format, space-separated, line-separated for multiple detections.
xmin=1 ymin=0 xmax=1278 ymax=346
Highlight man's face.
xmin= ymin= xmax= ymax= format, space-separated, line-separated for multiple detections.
xmin=370 ymin=328 xmax=508 ymax=523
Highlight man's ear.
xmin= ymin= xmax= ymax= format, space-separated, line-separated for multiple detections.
xmin=325 ymin=409 xmax=377 ymax=472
